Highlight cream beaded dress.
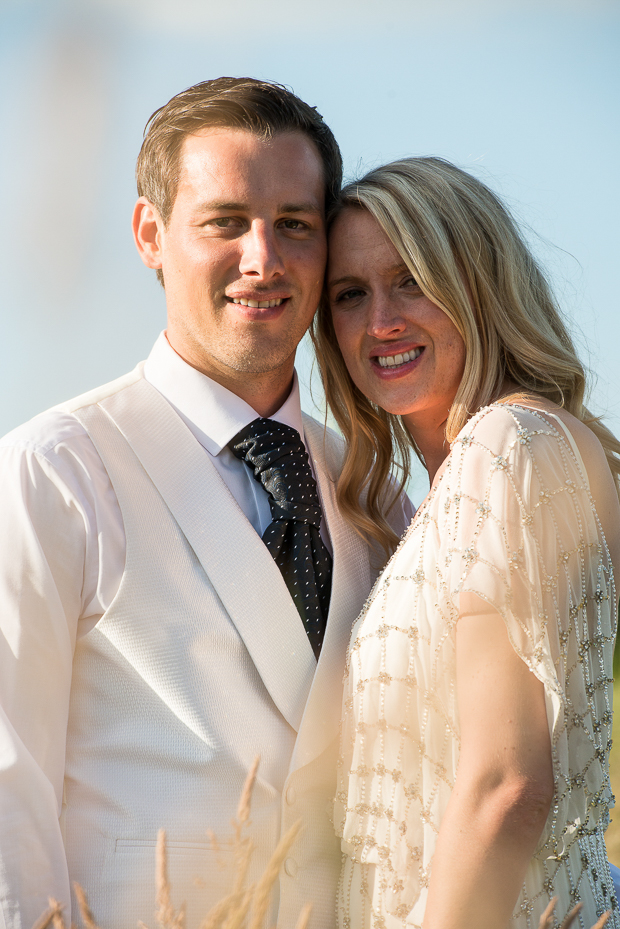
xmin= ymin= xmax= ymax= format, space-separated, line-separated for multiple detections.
xmin=334 ymin=405 xmax=618 ymax=929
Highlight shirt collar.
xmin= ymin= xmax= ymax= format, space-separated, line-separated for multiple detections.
xmin=143 ymin=332 xmax=306 ymax=456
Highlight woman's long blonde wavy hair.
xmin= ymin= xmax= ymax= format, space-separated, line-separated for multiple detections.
xmin=312 ymin=156 xmax=620 ymax=556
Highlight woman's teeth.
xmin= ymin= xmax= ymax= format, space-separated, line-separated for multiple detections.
xmin=377 ymin=348 xmax=422 ymax=368
xmin=231 ymin=297 xmax=284 ymax=308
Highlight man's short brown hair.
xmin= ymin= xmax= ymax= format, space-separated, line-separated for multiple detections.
xmin=136 ymin=76 xmax=343 ymax=226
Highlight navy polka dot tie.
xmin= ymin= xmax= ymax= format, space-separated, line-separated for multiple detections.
xmin=231 ymin=418 xmax=332 ymax=658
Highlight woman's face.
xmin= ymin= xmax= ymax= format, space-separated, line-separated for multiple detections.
xmin=327 ymin=208 xmax=466 ymax=437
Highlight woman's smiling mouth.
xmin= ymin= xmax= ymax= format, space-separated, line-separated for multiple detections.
xmin=376 ymin=347 xmax=422 ymax=368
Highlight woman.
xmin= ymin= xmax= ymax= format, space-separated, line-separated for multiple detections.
xmin=312 ymin=157 xmax=620 ymax=928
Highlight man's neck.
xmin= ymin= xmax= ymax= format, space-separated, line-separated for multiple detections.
xmin=220 ymin=369 xmax=295 ymax=418
xmin=165 ymin=333 xmax=295 ymax=418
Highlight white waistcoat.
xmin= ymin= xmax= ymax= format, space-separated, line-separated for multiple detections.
xmin=58 ymin=366 xmax=390 ymax=929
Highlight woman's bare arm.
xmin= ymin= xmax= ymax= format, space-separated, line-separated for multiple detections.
xmin=423 ymin=593 xmax=555 ymax=929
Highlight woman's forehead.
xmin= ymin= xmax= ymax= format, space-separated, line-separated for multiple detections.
xmin=328 ymin=209 xmax=402 ymax=273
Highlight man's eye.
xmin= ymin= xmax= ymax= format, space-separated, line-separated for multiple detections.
xmin=280 ymin=219 xmax=306 ymax=230
xmin=208 ymin=217 xmax=241 ymax=229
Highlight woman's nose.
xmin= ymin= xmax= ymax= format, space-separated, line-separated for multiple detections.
xmin=367 ymin=295 xmax=406 ymax=338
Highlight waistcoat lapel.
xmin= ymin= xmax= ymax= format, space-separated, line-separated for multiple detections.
xmin=92 ymin=377 xmax=316 ymax=733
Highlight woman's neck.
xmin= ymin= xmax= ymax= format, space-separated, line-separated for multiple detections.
xmin=408 ymin=420 xmax=452 ymax=486
xmin=409 ymin=379 xmax=525 ymax=484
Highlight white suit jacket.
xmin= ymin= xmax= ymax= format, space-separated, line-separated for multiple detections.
xmin=20 ymin=365 xmax=408 ymax=929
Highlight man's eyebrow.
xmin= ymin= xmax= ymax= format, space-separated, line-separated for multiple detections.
xmin=193 ymin=200 xmax=323 ymax=215
xmin=194 ymin=201 xmax=248 ymax=213
xmin=279 ymin=202 xmax=323 ymax=216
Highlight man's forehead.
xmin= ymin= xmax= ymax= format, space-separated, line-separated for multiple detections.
xmin=179 ymin=127 xmax=323 ymax=178
xmin=176 ymin=127 xmax=325 ymax=207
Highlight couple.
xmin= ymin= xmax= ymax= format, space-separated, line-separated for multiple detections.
xmin=0 ymin=77 xmax=618 ymax=929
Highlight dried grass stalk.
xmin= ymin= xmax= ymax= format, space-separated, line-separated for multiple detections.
xmin=538 ymin=897 xmax=611 ymax=929
xmin=230 ymin=814 xmax=255 ymax=899
xmin=31 ymin=899 xmax=66 ymax=929
xmin=561 ymin=902 xmax=583 ymax=928
xmin=73 ymin=883 xmax=100 ymax=929
xmin=537 ymin=896 xmax=558 ymax=929
xmin=590 ymin=913 xmax=611 ymax=929
xmin=237 ymin=756 xmax=260 ymax=827
xmin=221 ymin=887 xmax=254 ymax=929
xmin=48 ymin=899 xmax=66 ymax=929
xmin=247 ymin=821 xmax=302 ymax=929
xmin=292 ymin=903 xmax=312 ymax=929
xmin=155 ymin=828 xmax=173 ymax=926
xmin=155 ymin=829 xmax=186 ymax=929
xmin=231 ymin=839 xmax=255 ymax=902
xmin=199 ymin=891 xmax=246 ymax=929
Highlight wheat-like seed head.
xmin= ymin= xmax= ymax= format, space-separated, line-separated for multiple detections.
xmin=247 ymin=821 xmax=302 ymax=929
xmin=221 ymin=887 xmax=254 ymax=929
xmin=31 ymin=899 xmax=65 ymax=929
xmin=292 ymin=903 xmax=312 ymax=929
xmin=237 ymin=756 xmax=260 ymax=827
xmin=73 ymin=883 xmax=100 ymax=929
xmin=536 ymin=896 xmax=610 ymax=929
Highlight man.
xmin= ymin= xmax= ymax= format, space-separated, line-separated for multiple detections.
xmin=0 ymin=78 xmax=412 ymax=928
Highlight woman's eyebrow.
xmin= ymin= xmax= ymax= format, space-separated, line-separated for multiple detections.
xmin=329 ymin=262 xmax=411 ymax=288
xmin=328 ymin=274 xmax=360 ymax=288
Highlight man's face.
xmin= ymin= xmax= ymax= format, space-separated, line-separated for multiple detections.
xmin=147 ymin=128 xmax=326 ymax=392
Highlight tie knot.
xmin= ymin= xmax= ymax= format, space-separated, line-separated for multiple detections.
xmin=230 ymin=418 xmax=322 ymax=527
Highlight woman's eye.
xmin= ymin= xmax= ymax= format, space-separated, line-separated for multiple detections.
xmin=402 ymin=275 xmax=419 ymax=288
xmin=333 ymin=287 xmax=365 ymax=303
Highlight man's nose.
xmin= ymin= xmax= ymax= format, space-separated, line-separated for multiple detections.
xmin=367 ymin=294 xmax=406 ymax=338
xmin=238 ymin=222 xmax=285 ymax=279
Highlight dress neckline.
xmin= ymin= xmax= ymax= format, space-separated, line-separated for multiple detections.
xmin=411 ymin=402 xmax=602 ymax=548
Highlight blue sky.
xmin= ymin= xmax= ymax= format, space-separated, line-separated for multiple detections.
xmin=1 ymin=0 xmax=618 ymax=500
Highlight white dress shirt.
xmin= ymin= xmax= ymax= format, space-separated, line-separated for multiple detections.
xmin=0 ymin=332 xmax=330 ymax=638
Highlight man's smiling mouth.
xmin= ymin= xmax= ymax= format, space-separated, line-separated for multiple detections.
xmin=230 ymin=297 xmax=285 ymax=309
xmin=377 ymin=347 xmax=422 ymax=368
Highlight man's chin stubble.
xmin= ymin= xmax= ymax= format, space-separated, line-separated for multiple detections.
xmin=217 ymin=334 xmax=308 ymax=375
xmin=215 ymin=338 xmax=302 ymax=377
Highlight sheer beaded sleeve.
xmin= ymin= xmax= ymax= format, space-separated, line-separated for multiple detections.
xmin=334 ymin=404 xmax=617 ymax=928
xmin=442 ymin=405 xmax=615 ymax=854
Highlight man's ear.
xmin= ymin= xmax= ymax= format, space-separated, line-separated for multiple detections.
xmin=132 ymin=197 xmax=164 ymax=269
